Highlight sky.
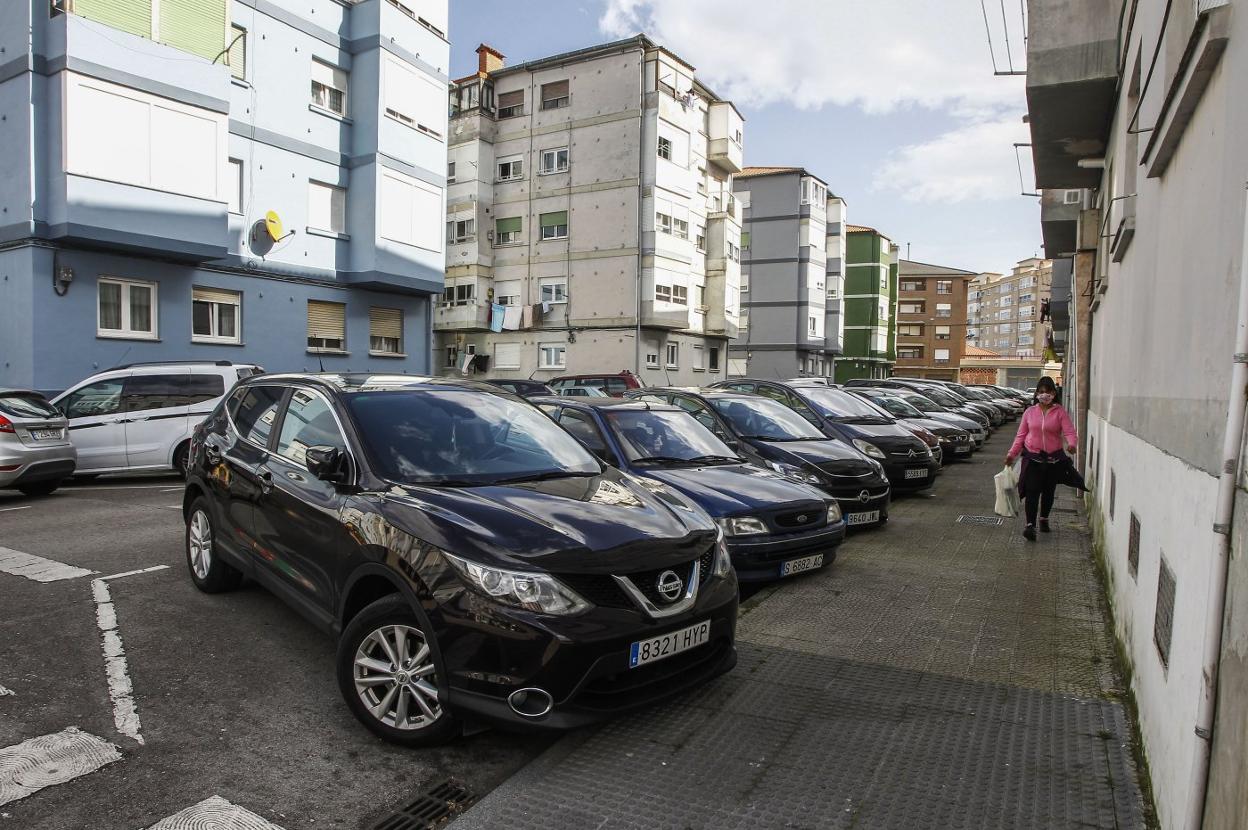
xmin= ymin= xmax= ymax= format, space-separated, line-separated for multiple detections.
xmin=448 ymin=0 xmax=1042 ymax=276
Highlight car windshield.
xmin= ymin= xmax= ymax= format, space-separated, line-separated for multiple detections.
xmin=0 ymin=393 xmax=60 ymax=419
xmin=604 ymin=409 xmax=738 ymax=465
xmin=345 ymin=390 xmax=599 ymax=485
xmin=866 ymin=395 xmax=923 ymax=419
xmin=917 ymin=387 xmax=963 ymax=407
xmin=902 ymin=393 xmax=945 ymax=413
xmin=799 ymin=388 xmax=893 ymax=424
xmin=708 ymin=397 xmax=826 ymax=441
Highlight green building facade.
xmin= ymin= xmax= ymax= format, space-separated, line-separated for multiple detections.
xmin=836 ymin=226 xmax=897 ymax=380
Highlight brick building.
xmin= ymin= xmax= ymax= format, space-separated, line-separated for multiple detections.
xmin=893 ymin=259 xmax=976 ymax=380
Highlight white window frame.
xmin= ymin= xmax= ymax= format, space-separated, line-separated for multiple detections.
xmin=447 ymin=160 xmax=456 ymax=182
xmin=808 ymin=316 xmax=817 ymax=336
xmin=539 ymin=212 xmax=568 ymax=241
xmin=665 ymin=342 xmax=679 ymax=368
xmin=539 ymin=147 xmax=569 ymax=175
xmin=191 ymin=287 xmax=242 ymax=345
xmin=672 ymin=285 xmax=688 ymax=306
xmin=97 ymin=277 xmax=158 ymax=340
xmin=228 ymin=158 xmax=243 ymax=215
xmin=538 ymin=342 xmax=566 ymax=369
xmin=671 ymin=217 xmax=689 ymax=240
xmin=695 ymin=225 xmax=706 ymax=252
xmin=497 ymin=156 xmax=524 ymax=182
xmin=310 ymin=59 xmax=349 ymax=117
xmin=936 ymin=303 xmax=953 ymax=318
xmin=934 ymin=348 xmax=951 ymax=363
xmin=308 ymin=180 xmax=347 ymax=235
xmin=645 ymin=352 xmax=660 ymax=369
xmin=539 ymin=277 xmax=568 ymax=305
xmin=656 ymin=212 xmax=673 ymax=235
xmin=657 ymin=136 xmax=672 ymax=161
xmin=446 ymin=217 xmax=475 ymax=243
xmin=655 ymin=284 xmax=672 ymax=303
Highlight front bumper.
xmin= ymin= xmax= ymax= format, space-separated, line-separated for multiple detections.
xmin=939 ymin=438 xmax=975 ymax=461
xmin=433 ymin=570 xmax=740 ymax=730
xmin=726 ymin=521 xmax=846 ymax=581
xmin=882 ymin=458 xmax=940 ymax=491
xmin=821 ymin=486 xmax=890 ymax=529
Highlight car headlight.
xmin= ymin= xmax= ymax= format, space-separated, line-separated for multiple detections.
xmin=826 ymin=502 xmax=842 ymax=524
xmin=766 ymin=460 xmax=822 ymax=484
xmin=442 ymin=552 xmax=588 ymax=615
xmin=852 ymin=438 xmax=886 ymax=460
xmin=715 ymin=516 xmax=769 ymax=536
xmin=712 ymin=528 xmax=733 ymax=577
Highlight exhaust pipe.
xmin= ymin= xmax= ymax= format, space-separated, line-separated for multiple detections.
xmin=508 ymin=687 xmax=553 ymax=719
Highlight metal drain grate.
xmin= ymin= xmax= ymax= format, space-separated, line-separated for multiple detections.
xmin=956 ymin=515 xmax=1004 ymax=526
xmin=369 ymin=779 xmax=477 ymax=830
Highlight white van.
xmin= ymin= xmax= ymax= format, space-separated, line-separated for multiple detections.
xmin=52 ymin=361 xmax=263 ymax=476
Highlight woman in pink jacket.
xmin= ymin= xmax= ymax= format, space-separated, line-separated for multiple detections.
xmin=1004 ymin=376 xmax=1078 ymax=540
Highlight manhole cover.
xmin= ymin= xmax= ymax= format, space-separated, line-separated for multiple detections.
xmin=957 ymin=515 xmax=1004 ymax=526
xmin=369 ymin=779 xmax=477 ymax=830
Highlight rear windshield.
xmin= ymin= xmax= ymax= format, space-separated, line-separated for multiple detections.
xmin=800 ymin=388 xmax=892 ymax=422
xmin=709 ymin=397 xmax=824 ymax=441
xmin=902 ymin=394 xmax=944 ymax=413
xmin=0 ymin=393 xmax=60 ymax=419
xmin=864 ymin=395 xmax=923 ymax=419
xmin=604 ymin=409 xmax=736 ymax=464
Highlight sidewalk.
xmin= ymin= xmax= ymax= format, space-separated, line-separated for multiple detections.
xmin=450 ymin=436 xmax=1148 ymax=830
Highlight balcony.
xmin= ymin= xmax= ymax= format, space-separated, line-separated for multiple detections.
xmin=707 ymin=102 xmax=744 ymax=173
xmin=434 ymin=301 xmax=492 ymax=331
xmin=640 ymin=301 xmax=691 ymax=330
xmin=1040 ymin=189 xmax=1081 ymax=257
xmin=1025 ymin=0 xmax=1124 ymax=188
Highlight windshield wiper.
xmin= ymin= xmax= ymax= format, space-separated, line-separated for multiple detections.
xmin=632 ymin=455 xmax=699 ymax=465
xmin=685 ymin=454 xmax=741 ymax=465
xmin=742 ymin=435 xmax=814 ymax=442
xmin=406 ymin=478 xmax=487 ymax=488
xmin=493 ymin=469 xmax=599 ymax=485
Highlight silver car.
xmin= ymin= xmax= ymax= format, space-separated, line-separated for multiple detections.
xmin=0 ymin=390 xmax=76 ymax=496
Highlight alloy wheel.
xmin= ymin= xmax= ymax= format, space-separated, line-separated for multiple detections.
xmin=188 ymin=509 xmax=213 ymax=579
xmin=353 ymin=624 xmax=442 ymax=730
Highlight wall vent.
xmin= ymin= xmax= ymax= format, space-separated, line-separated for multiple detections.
xmin=1154 ymin=557 xmax=1176 ymax=669
xmin=1128 ymin=512 xmax=1140 ymax=579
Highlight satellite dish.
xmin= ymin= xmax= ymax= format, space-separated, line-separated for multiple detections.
xmin=264 ymin=211 xmax=284 ymax=242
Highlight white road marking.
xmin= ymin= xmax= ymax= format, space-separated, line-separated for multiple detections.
xmin=0 ymin=728 xmax=121 ymax=806
xmin=0 ymin=686 xmax=14 ymax=697
xmin=91 ymin=566 xmax=167 ymax=745
xmin=147 ymin=796 xmax=288 ymax=829
xmin=0 ymin=506 xmax=31 ymax=513
xmin=0 ymin=547 xmax=94 ymax=583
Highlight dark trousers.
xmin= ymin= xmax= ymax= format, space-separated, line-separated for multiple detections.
xmin=1022 ymin=460 xmax=1060 ymax=525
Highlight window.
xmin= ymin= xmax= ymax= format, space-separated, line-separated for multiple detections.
xmin=192 ymin=286 xmax=241 ymax=343
xmin=497 ymin=89 xmax=524 ymax=118
xmin=898 ymin=324 xmax=923 ymax=337
xmin=492 ymin=342 xmax=521 ymax=370
xmin=897 ymin=346 xmax=922 ymax=359
xmin=646 ymin=353 xmax=660 ymax=368
xmin=378 ymin=171 xmax=443 ymax=253
xmin=934 ymin=348 xmax=950 ymax=363
xmin=672 ymin=217 xmax=689 ymax=240
xmin=672 ymin=285 xmax=688 ymax=306
xmin=540 ymin=80 xmax=569 ymax=110
xmin=276 ymin=389 xmax=346 ymax=466
xmin=657 ymin=136 xmax=672 ymax=160
xmin=708 ymin=347 xmax=720 ymax=371
xmin=494 ymin=279 xmax=521 ymax=306
xmin=308 ymin=181 xmax=346 ymax=234
xmin=740 ymin=231 xmax=750 ymax=251
xmin=727 ymin=242 xmax=740 ymax=262
xmin=935 ymin=303 xmax=952 ymax=318
xmin=539 ymin=211 xmax=568 ymax=240
xmin=447 ymin=161 xmax=456 ymax=183
xmin=936 ymin=280 xmax=953 ymax=294
xmin=741 ymin=272 xmax=750 ymax=293
xmin=445 ymin=345 xmax=458 ymax=367
xmin=310 ymin=60 xmax=348 ymax=116
xmin=739 ymin=309 xmax=749 ymax=331
xmin=497 ymin=156 xmax=523 ymax=181
xmin=383 ymin=54 xmax=445 ymax=138
xmin=800 ymin=178 xmax=826 ymax=206
xmin=1019 ymin=305 xmax=1034 ymax=319
xmin=697 ymin=168 xmax=707 ymax=194
xmin=495 ymin=217 xmax=522 ymax=245
xmin=1018 ymin=292 xmax=1034 ymax=303
xmin=446 ymin=217 xmax=475 ymax=243
xmin=935 ymin=325 xmax=951 ymax=340
xmin=228 ymin=25 xmax=246 ymax=81
xmin=539 ymin=277 xmax=568 ymax=305
xmin=666 ymin=343 xmax=679 ymax=367
xmin=1063 ymin=189 xmax=1081 ymax=204
xmin=228 ymin=158 xmax=243 ymax=214
xmin=656 ymin=212 xmax=673 ymax=235
xmin=1001 ymin=295 xmax=1013 ymax=306
xmin=442 ymin=283 xmax=475 ymax=306
xmin=539 ymin=342 xmax=566 ymax=369
xmin=898 ymin=301 xmax=924 ymax=315
xmin=695 ymin=225 xmax=706 ymax=252
xmin=230 ymin=386 xmax=284 ymax=447
xmin=61 ymin=378 xmax=124 ymax=419
xmin=900 ymin=279 xmax=924 ymax=292
xmin=540 ymin=147 xmax=569 ymax=174
xmin=369 ymin=306 xmax=403 ymax=355
xmin=655 ymin=284 xmax=672 ymax=303
xmin=307 ymin=300 xmax=346 ymax=351
xmin=827 ymin=284 xmax=838 ymax=299
xmin=98 ymin=278 xmax=157 ymax=340
xmin=808 ymin=316 xmax=817 ymax=336
xmin=693 ymin=345 xmax=705 ymax=370
xmin=695 ymin=285 xmax=706 ymax=310
xmin=1000 ymin=323 xmax=1013 ymax=333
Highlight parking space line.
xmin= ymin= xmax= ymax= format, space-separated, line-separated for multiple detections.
xmin=0 ymin=506 xmax=31 ymax=513
xmin=0 ymin=547 xmax=95 ymax=583
xmin=91 ymin=566 xmax=167 ymax=746
xmin=147 ymin=795 xmax=288 ymax=830
xmin=0 ymin=727 xmax=122 ymax=806
xmin=0 ymin=686 xmax=14 ymax=697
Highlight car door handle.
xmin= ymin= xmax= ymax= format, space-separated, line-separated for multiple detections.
xmin=258 ymin=469 xmax=273 ymax=494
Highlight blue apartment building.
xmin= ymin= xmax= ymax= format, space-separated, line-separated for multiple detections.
xmin=0 ymin=0 xmax=449 ymax=392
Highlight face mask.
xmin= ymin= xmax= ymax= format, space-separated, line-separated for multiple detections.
xmin=1036 ymin=393 xmax=1055 ymax=405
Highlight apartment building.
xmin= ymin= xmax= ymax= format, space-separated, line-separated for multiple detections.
xmin=0 ymin=0 xmax=449 ymax=392
xmin=436 ymin=37 xmax=743 ymax=385
xmin=728 ymin=167 xmax=842 ymax=378
xmin=966 ymin=258 xmax=1052 ymax=359
xmin=836 ymin=225 xmax=897 ymax=380
xmin=1026 ymin=0 xmax=1247 ymax=827
xmin=893 ymin=260 xmax=976 ymax=380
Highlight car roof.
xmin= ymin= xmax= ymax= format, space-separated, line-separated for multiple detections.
xmin=529 ymin=396 xmax=680 ymax=412
xmin=719 ymin=377 xmax=828 ymax=389
xmin=642 ymin=387 xmax=750 ymax=400
xmin=245 ymin=373 xmax=503 ymax=396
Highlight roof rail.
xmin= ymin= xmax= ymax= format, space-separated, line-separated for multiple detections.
xmin=111 ymin=360 xmax=236 ymax=370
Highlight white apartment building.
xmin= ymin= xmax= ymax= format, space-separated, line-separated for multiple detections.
xmin=437 ymin=36 xmax=744 ymax=384
xmin=967 ymin=258 xmax=1053 ymax=358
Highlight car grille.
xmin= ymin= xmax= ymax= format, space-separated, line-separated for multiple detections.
xmin=558 ymin=552 xmax=708 ymax=611
xmin=625 ymin=560 xmax=698 ymax=606
xmin=768 ymin=505 xmax=828 ymax=532
xmin=816 ymin=460 xmax=876 ymax=479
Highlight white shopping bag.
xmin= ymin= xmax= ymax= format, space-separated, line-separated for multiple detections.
xmin=994 ymin=464 xmax=1020 ymax=517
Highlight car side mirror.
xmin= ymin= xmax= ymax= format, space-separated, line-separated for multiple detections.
xmin=306 ymin=446 xmax=349 ymax=483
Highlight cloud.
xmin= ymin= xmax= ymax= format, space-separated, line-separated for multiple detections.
xmin=599 ymin=0 xmax=1025 ymax=115
xmin=876 ymin=114 xmax=1032 ymax=203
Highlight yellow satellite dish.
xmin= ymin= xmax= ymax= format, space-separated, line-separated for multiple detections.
xmin=264 ymin=211 xmax=284 ymax=241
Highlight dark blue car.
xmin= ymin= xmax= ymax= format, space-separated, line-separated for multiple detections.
xmin=534 ymin=397 xmax=846 ymax=582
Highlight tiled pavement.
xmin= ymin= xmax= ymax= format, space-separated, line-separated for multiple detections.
xmin=450 ymin=435 xmax=1147 ymax=830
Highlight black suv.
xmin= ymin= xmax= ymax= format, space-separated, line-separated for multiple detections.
xmin=710 ymin=379 xmax=939 ymax=491
xmin=183 ymin=374 xmax=737 ymax=745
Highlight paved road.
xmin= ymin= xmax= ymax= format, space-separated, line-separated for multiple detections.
xmin=0 ymin=477 xmax=551 ymax=829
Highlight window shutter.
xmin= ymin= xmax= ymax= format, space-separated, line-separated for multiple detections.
xmin=227 ymin=25 xmax=246 ymax=79
xmin=369 ymin=306 xmax=402 ymax=339
xmin=494 ymin=343 xmax=521 ymax=369
xmin=158 ymin=0 xmax=227 ymax=61
xmin=70 ymin=0 xmax=153 ymax=39
xmin=542 ymin=80 xmax=569 ymax=99
xmin=540 ymin=211 xmax=568 ymax=228
xmin=498 ymin=90 xmax=523 ymax=109
xmin=496 ymin=216 xmax=522 ymax=234
xmin=193 ymin=286 xmax=239 ymax=305
xmin=307 ymin=301 xmax=345 ymax=340
xmin=311 ymin=60 xmax=346 ymax=91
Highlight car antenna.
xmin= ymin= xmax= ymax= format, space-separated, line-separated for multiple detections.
xmin=108 ymin=345 xmax=133 ymax=371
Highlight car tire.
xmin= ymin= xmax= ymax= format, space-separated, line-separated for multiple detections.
xmin=173 ymin=441 xmax=191 ymax=479
xmin=17 ymin=480 xmax=61 ymax=497
xmin=336 ymin=594 xmax=460 ymax=746
xmin=185 ymin=498 xmax=242 ymax=593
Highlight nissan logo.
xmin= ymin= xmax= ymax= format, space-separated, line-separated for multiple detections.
xmin=656 ymin=570 xmax=684 ymax=602
xmin=858 ymin=490 xmax=871 ymax=503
